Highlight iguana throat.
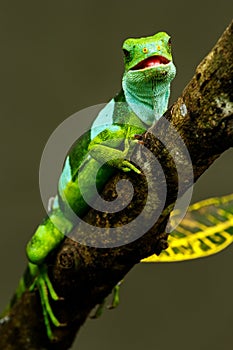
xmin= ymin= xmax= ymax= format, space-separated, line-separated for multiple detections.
xmin=121 ymin=32 xmax=176 ymax=125
xmin=122 ymin=63 xmax=176 ymax=125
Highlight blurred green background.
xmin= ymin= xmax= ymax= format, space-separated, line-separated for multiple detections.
xmin=0 ymin=1 xmax=232 ymax=349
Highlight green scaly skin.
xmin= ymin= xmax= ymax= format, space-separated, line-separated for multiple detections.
xmin=8 ymin=32 xmax=176 ymax=339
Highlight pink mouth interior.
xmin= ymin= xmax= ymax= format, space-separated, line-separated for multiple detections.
xmin=131 ymin=55 xmax=170 ymax=70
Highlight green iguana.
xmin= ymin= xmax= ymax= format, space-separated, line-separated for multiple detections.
xmin=7 ymin=32 xmax=177 ymax=339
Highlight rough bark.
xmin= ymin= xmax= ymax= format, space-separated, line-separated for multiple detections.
xmin=0 ymin=21 xmax=232 ymax=350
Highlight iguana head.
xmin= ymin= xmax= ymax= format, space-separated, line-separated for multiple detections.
xmin=122 ymin=32 xmax=176 ymax=83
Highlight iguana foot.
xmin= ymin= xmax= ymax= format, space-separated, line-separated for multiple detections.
xmin=90 ymin=281 xmax=122 ymax=319
xmin=29 ymin=263 xmax=66 ymax=340
xmin=111 ymin=159 xmax=141 ymax=174
xmin=88 ymin=139 xmax=141 ymax=174
xmin=108 ymin=281 xmax=121 ymax=309
xmin=90 ymin=298 xmax=107 ymax=319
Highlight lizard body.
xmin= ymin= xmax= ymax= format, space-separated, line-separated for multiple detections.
xmin=16 ymin=32 xmax=176 ymax=338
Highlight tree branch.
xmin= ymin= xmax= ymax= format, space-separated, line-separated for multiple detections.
xmin=0 ymin=21 xmax=232 ymax=350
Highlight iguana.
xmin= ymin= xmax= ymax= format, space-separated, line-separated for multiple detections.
xmin=8 ymin=32 xmax=177 ymax=339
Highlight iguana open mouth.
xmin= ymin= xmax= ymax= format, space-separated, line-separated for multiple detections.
xmin=131 ymin=55 xmax=170 ymax=70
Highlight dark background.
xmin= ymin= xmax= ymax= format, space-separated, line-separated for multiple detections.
xmin=0 ymin=1 xmax=233 ymax=349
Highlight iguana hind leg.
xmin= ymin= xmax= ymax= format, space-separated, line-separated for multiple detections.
xmin=29 ymin=263 xmax=66 ymax=339
xmin=91 ymin=281 xmax=122 ymax=319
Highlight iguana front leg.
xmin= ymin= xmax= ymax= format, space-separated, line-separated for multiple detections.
xmin=88 ymin=131 xmax=141 ymax=174
xmin=88 ymin=144 xmax=141 ymax=174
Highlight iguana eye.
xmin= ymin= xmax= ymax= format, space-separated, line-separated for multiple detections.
xmin=123 ymin=48 xmax=131 ymax=61
xmin=143 ymin=47 xmax=148 ymax=53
